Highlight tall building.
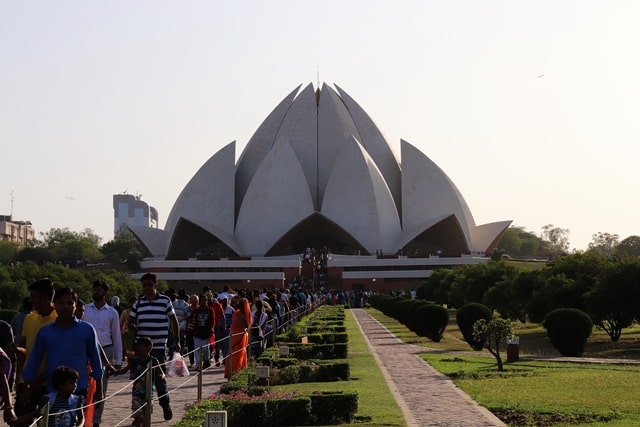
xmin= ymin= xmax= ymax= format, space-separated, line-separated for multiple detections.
xmin=113 ymin=194 xmax=158 ymax=237
xmin=0 ymin=215 xmax=35 ymax=244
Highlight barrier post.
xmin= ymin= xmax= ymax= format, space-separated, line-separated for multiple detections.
xmin=246 ymin=328 xmax=252 ymax=364
xmin=145 ymin=359 xmax=153 ymax=427
xmin=197 ymin=342 xmax=203 ymax=401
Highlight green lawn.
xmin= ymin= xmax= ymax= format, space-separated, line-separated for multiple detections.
xmin=271 ymin=308 xmax=406 ymax=426
xmin=422 ymin=354 xmax=640 ymax=426
xmin=367 ymin=307 xmax=640 ymax=426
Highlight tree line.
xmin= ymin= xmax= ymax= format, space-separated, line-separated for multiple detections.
xmin=0 ymin=227 xmax=146 ymax=311
xmin=0 ymin=227 xmax=144 ymax=268
xmin=416 ymin=252 xmax=640 ymax=342
xmin=496 ymin=225 xmax=640 ymax=259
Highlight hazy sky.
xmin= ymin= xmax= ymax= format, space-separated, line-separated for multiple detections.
xmin=2 ymin=1 xmax=638 ymax=251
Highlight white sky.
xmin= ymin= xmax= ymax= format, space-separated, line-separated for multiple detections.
xmin=1 ymin=1 xmax=638 ymax=251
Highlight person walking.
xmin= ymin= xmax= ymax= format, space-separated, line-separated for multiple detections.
xmin=83 ymin=280 xmax=123 ymax=427
xmin=193 ymin=295 xmax=215 ymax=370
xmin=218 ymin=297 xmax=234 ymax=362
xmin=128 ymin=273 xmax=180 ymax=421
xmin=22 ymin=287 xmax=104 ymax=415
xmin=111 ymin=337 xmax=163 ymax=427
xmin=172 ymin=290 xmax=190 ymax=356
xmin=224 ymin=297 xmax=251 ymax=378
xmin=43 ymin=366 xmax=84 ymax=427
xmin=10 ymin=298 xmax=32 ymax=347
xmin=14 ymin=278 xmax=58 ymax=427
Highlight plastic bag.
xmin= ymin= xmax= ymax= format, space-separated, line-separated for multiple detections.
xmin=167 ymin=351 xmax=190 ymax=377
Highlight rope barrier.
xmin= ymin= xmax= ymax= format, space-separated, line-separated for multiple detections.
xmin=33 ymin=301 xmax=320 ymax=425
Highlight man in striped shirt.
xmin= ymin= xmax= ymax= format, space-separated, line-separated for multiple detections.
xmin=128 ymin=273 xmax=180 ymax=421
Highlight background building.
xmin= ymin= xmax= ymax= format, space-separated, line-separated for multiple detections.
xmin=0 ymin=215 xmax=35 ymax=244
xmin=113 ymin=193 xmax=158 ymax=237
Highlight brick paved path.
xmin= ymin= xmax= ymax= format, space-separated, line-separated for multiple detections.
xmin=98 ymin=363 xmax=227 ymax=426
xmin=351 ymin=308 xmax=506 ymax=427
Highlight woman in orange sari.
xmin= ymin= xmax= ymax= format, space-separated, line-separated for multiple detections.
xmin=224 ymin=297 xmax=252 ymax=378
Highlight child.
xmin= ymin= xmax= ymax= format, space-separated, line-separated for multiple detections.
xmin=112 ymin=337 xmax=163 ymax=427
xmin=43 ymin=366 xmax=84 ymax=427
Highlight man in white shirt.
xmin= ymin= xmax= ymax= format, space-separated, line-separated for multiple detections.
xmin=83 ymin=280 xmax=123 ymax=427
xmin=217 ymin=285 xmax=234 ymax=305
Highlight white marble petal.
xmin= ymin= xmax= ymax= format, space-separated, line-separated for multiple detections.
xmin=271 ymin=83 xmax=319 ymax=208
xmin=235 ymin=85 xmax=301 ymax=214
xmin=335 ymin=83 xmax=402 ymax=212
xmin=321 ymin=135 xmax=401 ymax=254
xmin=235 ymin=140 xmax=315 ymax=256
xmin=470 ymin=220 xmax=512 ymax=254
xmin=164 ymin=141 xmax=236 ymax=254
xmin=126 ymin=225 xmax=168 ymax=257
xmin=401 ymin=139 xmax=475 ymax=246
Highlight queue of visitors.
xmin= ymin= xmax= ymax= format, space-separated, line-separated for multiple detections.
xmin=0 ymin=274 xmax=339 ymax=426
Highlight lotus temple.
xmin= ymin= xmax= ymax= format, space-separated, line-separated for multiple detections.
xmin=129 ymin=83 xmax=510 ymax=291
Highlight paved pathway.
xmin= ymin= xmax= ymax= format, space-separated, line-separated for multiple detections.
xmin=98 ymin=363 xmax=227 ymax=426
xmin=351 ymin=308 xmax=506 ymax=427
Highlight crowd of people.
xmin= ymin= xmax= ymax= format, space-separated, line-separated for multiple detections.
xmin=0 ymin=274 xmax=337 ymax=427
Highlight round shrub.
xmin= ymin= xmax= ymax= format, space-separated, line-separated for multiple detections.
xmin=456 ymin=303 xmax=491 ymax=351
xmin=543 ymin=308 xmax=593 ymax=357
xmin=392 ymin=298 xmax=421 ymax=325
xmin=414 ymin=303 xmax=449 ymax=342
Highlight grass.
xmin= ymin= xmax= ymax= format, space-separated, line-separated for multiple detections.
xmin=271 ymin=308 xmax=406 ymax=426
xmin=367 ymin=307 xmax=640 ymax=426
xmin=422 ymin=354 xmax=640 ymax=426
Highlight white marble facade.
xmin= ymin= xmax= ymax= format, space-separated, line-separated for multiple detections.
xmin=129 ymin=83 xmax=510 ymax=258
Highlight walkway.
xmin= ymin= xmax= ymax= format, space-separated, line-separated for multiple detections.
xmin=98 ymin=364 xmax=227 ymax=426
xmin=351 ymin=308 xmax=506 ymax=427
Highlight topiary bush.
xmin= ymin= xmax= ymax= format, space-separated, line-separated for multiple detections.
xmin=543 ymin=308 xmax=593 ymax=357
xmin=456 ymin=303 xmax=492 ymax=350
xmin=414 ymin=303 xmax=449 ymax=342
xmin=309 ymin=391 xmax=358 ymax=425
xmin=265 ymin=397 xmax=311 ymax=426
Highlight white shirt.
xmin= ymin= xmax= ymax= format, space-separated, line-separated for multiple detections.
xmin=84 ymin=301 xmax=123 ymax=365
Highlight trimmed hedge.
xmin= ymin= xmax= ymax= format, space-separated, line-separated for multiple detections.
xmin=413 ymin=303 xmax=449 ymax=342
xmin=456 ymin=303 xmax=492 ymax=351
xmin=543 ymin=308 xmax=593 ymax=357
xmin=182 ymin=392 xmax=357 ymax=426
xmin=369 ymin=295 xmax=449 ymax=342
xmin=310 ymin=391 xmax=358 ymax=425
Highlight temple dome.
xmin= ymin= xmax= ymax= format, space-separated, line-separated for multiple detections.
xmin=129 ymin=83 xmax=510 ymax=258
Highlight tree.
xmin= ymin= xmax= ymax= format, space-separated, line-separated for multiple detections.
xmin=615 ymin=235 xmax=640 ymax=258
xmin=587 ymin=232 xmax=619 ymax=257
xmin=416 ymin=268 xmax=459 ymax=304
xmin=0 ymin=241 xmax=20 ymax=264
xmin=101 ymin=230 xmax=145 ymax=267
xmin=586 ymin=258 xmax=640 ymax=341
xmin=448 ymin=261 xmax=514 ymax=308
xmin=472 ymin=317 xmax=513 ymax=371
xmin=39 ymin=227 xmax=103 ymax=264
xmin=540 ymin=224 xmax=570 ymax=255
xmin=495 ymin=226 xmax=547 ymax=258
xmin=526 ymin=272 xmax=575 ymax=323
xmin=483 ymin=269 xmax=535 ymax=322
